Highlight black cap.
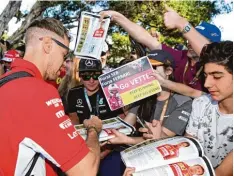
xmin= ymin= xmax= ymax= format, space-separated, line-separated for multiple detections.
xmin=79 ymin=59 xmax=102 ymax=72
xmin=148 ymin=50 xmax=175 ymax=68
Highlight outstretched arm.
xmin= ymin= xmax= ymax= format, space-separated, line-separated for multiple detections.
xmin=108 ymin=129 xmax=145 ymax=145
xmin=100 ymin=10 xmax=161 ymax=50
xmin=160 ymin=79 xmax=203 ymax=98
xmin=164 ymin=5 xmax=210 ymax=56
xmin=66 ymin=116 xmax=102 ymax=176
xmin=151 ymin=70 xmax=204 ymax=98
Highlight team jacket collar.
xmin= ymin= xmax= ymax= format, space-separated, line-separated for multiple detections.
xmin=10 ymin=59 xmax=43 ymax=80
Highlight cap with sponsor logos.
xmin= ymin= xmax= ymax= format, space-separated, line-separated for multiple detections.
xmin=148 ymin=50 xmax=175 ymax=68
xmin=1 ymin=49 xmax=22 ymax=62
xmin=195 ymin=21 xmax=221 ymax=42
xmin=79 ymin=58 xmax=102 ymax=72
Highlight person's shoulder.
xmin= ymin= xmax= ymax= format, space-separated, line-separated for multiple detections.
xmin=68 ymin=85 xmax=84 ymax=93
xmin=31 ymin=78 xmax=60 ymax=95
xmin=193 ymin=94 xmax=214 ymax=106
xmin=172 ymin=93 xmax=192 ymax=106
xmin=67 ymin=85 xmax=84 ymax=100
xmin=192 ymin=94 xmax=217 ymax=113
xmin=10 ymin=76 xmax=54 ymax=91
xmin=7 ymin=77 xmax=60 ymax=99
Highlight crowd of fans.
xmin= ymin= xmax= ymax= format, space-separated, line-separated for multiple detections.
xmin=0 ymin=5 xmax=232 ymax=176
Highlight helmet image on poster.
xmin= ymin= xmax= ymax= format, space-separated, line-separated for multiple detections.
xmin=107 ymin=83 xmax=123 ymax=110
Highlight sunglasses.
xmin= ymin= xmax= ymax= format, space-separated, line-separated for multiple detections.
xmin=80 ymin=73 xmax=101 ymax=81
xmin=81 ymin=74 xmax=100 ymax=81
xmin=39 ymin=37 xmax=74 ymax=61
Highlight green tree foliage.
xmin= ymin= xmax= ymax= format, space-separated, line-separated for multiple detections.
xmin=111 ymin=33 xmax=131 ymax=57
xmin=43 ymin=1 xmax=91 ymax=29
xmin=107 ymin=33 xmax=131 ymax=66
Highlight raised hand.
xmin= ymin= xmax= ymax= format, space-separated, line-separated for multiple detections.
xmin=150 ymin=69 xmax=166 ymax=86
xmin=164 ymin=5 xmax=185 ymax=30
xmin=99 ymin=10 xmax=121 ymax=22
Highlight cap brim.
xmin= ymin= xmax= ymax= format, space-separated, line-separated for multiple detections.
xmin=149 ymin=59 xmax=163 ymax=66
xmin=79 ymin=69 xmax=102 ymax=72
xmin=1 ymin=57 xmax=12 ymax=62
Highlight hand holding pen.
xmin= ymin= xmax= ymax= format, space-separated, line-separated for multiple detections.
xmin=138 ymin=119 xmax=162 ymax=140
xmin=136 ymin=116 xmax=153 ymax=135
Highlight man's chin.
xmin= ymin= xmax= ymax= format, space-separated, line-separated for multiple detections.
xmin=86 ymin=86 xmax=99 ymax=92
xmin=210 ymin=94 xmax=223 ymax=102
xmin=187 ymin=53 xmax=198 ymax=60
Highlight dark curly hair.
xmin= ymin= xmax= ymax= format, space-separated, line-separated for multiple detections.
xmin=200 ymin=41 xmax=233 ymax=74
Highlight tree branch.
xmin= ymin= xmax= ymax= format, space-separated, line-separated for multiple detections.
xmin=8 ymin=1 xmax=56 ymax=46
xmin=0 ymin=1 xmax=22 ymax=36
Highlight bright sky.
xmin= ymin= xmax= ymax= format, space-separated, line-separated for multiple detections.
xmin=0 ymin=0 xmax=233 ymax=50
xmin=0 ymin=0 xmax=37 ymax=36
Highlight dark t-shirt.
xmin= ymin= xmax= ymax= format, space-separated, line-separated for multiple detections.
xmin=130 ymin=93 xmax=192 ymax=135
xmin=67 ymin=85 xmax=123 ymax=124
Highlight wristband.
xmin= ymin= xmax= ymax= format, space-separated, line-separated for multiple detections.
xmin=182 ymin=23 xmax=192 ymax=34
xmin=87 ymin=126 xmax=100 ymax=136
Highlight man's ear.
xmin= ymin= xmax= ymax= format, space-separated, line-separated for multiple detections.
xmin=42 ymin=37 xmax=52 ymax=54
xmin=165 ymin=66 xmax=173 ymax=76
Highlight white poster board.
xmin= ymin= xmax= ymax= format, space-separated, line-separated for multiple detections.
xmin=74 ymin=11 xmax=110 ymax=59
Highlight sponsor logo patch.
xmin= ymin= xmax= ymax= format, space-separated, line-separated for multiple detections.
xmin=56 ymin=110 xmax=65 ymax=118
xmin=181 ymin=110 xmax=190 ymax=116
xmin=76 ymin=99 xmax=84 ymax=107
xmin=178 ymin=116 xmax=188 ymax=122
xmin=85 ymin=59 xmax=94 ymax=67
xmin=99 ymin=98 xmax=104 ymax=105
xmin=46 ymin=98 xmax=63 ymax=107
xmin=100 ymin=110 xmax=107 ymax=113
xmin=59 ymin=119 xmax=72 ymax=129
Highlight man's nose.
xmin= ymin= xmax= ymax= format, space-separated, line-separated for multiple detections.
xmin=89 ymin=77 xmax=94 ymax=83
xmin=204 ymin=76 xmax=213 ymax=89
